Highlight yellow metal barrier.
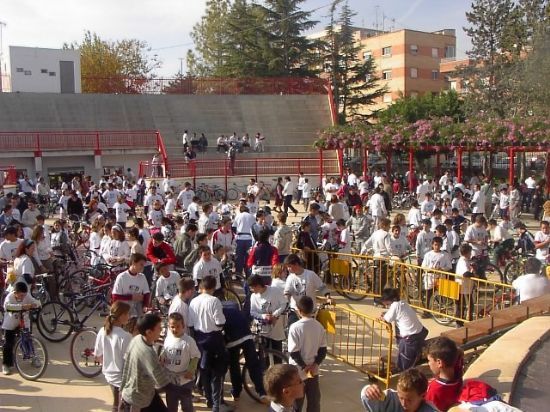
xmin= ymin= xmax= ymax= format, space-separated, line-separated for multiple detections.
xmin=297 ymin=248 xmax=515 ymax=324
xmin=317 ymin=303 xmax=394 ymax=388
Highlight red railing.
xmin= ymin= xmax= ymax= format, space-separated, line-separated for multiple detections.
xmin=0 ymin=165 xmax=17 ymax=186
xmin=139 ymin=157 xmax=340 ymax=189
xmin=81 ymin=76 xmax=328 ymax=95
xmin=0 ymin=130 xmax=164 ymax=154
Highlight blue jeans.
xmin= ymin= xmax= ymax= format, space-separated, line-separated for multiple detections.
xmin=235 ymin=238 xmax=252 ymax=275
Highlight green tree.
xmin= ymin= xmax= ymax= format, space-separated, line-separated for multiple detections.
xmin=324 ymin=1 xmax=387 ymax=123
xmin=188 ymin=0 xmax=231 ymax=76
xmin=258 ymin=0 xmax=318 ymax=75
xmin=65 ymin=31 xmax=159 ymax=93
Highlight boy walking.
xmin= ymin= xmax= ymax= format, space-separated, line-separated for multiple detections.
xmin=288 ymin=296 xmax=327 ymax=412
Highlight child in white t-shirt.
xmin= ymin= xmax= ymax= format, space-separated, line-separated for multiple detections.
xmin=164 ymin=193 xmax=177 ymax=218
xmin=154 ymin=263 xmax=181 ymax=308
xmin=454 ymin=243 xmax=475 ymax=326
xmin=148 ymin=200 xmax=165 ymax=228
xmin=94 ymin=301 xmax=133 ymax=412
xmin=113 ymin=196 xmax=131 ymax=229
xmin=161 ymin=312 xmax=201 ymax=412
xmin=421 ymin=237 xmax=452 ymax=317
xmin=302 ymin=178 xmax=311 ymax=210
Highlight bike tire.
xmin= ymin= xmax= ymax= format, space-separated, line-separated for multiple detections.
xmin=70 ymin=329 xmax=102 ymax=378
xmin=31 ymin=285 xmax=50 ymax=306
xmin=14 ymin=334 xmax=49 ymax=381
xmin=58 ymin=271 xmax=89 ymax=312
xmin=214 ymin=189 xmax=226 ymax=202
xmin=196 ymin=190 xmax=210 ymax=203
xmin=37 ymin=301 xmax=75 ymax=342
xmin=227 ymin=188 xmax=239 ymax=201
xmin=242 ymin=348 xmax=288 ymax=403
xmin=223 ymin=288 xmax=243 ymax=310
xmin=431 ymin=292 xmax=455 ymax=326
xmin=504 ymin=261 xmax=521 ymax=284
xmin=339 ymin=267 xmax=368 ymax=301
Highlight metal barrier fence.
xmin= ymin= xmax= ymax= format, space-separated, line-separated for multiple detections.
xmin=317 ymin=304 xmax=394 ymax=387
xmin=301 ymin=249 xmax=515 ymax=324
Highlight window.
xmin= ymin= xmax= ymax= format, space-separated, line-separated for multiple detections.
xmin=432 ymin=47 xmax=439 ymax=58
xmin=432 ymin=70 xmax=439 ymax=80
xmin=449 ymin=81 xmax=457 ymax=91
xmin=16 ymin=68 xmax=24 ymax=73
xmin=382 ymin=46 xmax=392 ymax=56
xmin=410 ymin=44 xmax=418 ymax=55
xmin=382 ymin=70 xmax=392 ymax=80
xmin=24 ymin=70 xmax=32 ymax=75
xmin=383 ymin=93 xmax=393 ymax=103
xmin=49 ymin=72 xmax=56 ymax=77
xmin=445 ymin=45 xmax=456 ymax=58
xmin=363 ymin=51 xmax=372 ymax=60
xmin=41 ymin=69 xmax=48 ymax=74
xmin=410 ymin=68 xmax=418 ymax=78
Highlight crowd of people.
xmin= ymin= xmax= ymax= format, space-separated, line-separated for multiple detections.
xmin=1 ymin=165 xmax=549 ymax=412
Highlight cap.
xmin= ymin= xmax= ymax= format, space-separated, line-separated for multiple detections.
xmin=354 ymin=205 xmax=362 ymax=211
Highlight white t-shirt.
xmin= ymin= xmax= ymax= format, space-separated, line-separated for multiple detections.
xmin=112 ymin=271 xmax=150 ymax=317
xmin=358 ymin=181 xmax=369 ymax=196
xmin=0 ymin=239 xmax=22 ymax=262
xmin=283 ymin=181 xmax=295 ymax=196
xmin=471 ymin=191 xmax=485 ymax=213
xmin=188 ymin=293 xmax=225 ymax=333
xmin=233 ymin=211 xmax=255 ymax=240
xmin=1 ymin=291 xmax=39 ymax=330
xmin=250 ymin=286 xmax=288 ymax=341
xmin=144 ymin=193 xmax=164 ymax=208
xmin=192 ymin=259 xmax=222 ymax=290
xmin=284 ymin=269 xmax=326 ymax=309
xmin=302 ymin=183 xmax=311 ymax=198
xmin=383 ymin=300 xmax=424 ymax=337
xmin=148 ymin=209 xmax=164 ymax=228
xmin=164 ymin=199 xmax=177 ymax=216
xmin=288 ymin=317 xmax=327 ymax=379
xmin=103 ymin=190 xmax=120 ymax=208
xmin=534 ymin=231 xmax=550 ymax=261
xmin=455 ymin=256 xmax=474 ymax=294
xmin=388 ymin=236 xmax=410 ymax=258
xmin=422 ymin=250 xmax=452 ymax=289
xmin=114 ymin=202 xmax=131 ymax=223
xmin=363 ymin=229 xmax=391 ymax=257
xmin=187 ymin=202 xmax=200 ymax=221
xmin=169 ymin=295 xmax=190 ymax=334
xmin=155 ymin=271 xmax=181 ymax=300
xmin=161 ymin=333 xmax=201 ymax=384
xmin=408 ymin=208 xmax=422 ymax=227
xmin=499 ymin=193 xmax=509 ymax=209
xmin=464 ymin=225 xmax=489 ymax=257
xmin=94 ymin=325 xmax=132 ymax=387
xmin=177 ymin=190 xmax=195 ymax=210
xmin=512 ymin=273 xmax=550 ymax=303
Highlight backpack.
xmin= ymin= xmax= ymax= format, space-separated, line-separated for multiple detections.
xmin=458 ymin=380 xmax=501 ymax=405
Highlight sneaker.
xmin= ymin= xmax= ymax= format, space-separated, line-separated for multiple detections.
xmin=2 ymin=365 xmax=12 ymax=375
xmin=31 ymin=357 xmax=42 ymax=368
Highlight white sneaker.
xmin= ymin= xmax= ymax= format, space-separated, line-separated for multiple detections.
xmin=2 ymin=365 xmax=12 ymax=375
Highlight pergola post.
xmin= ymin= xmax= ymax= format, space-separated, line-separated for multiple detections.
xmin=508 ymin=147 xmax=515 ymax=187
xmin=363 ymin=147 xmax=368 ymax=181
xmin=408 ymin=147 xmax=414 ymax=192
xmin=457 ymin=147 xmax=463 ymax=183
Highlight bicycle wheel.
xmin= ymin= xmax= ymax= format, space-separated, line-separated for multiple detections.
xmin=223 ymin=288 xmax=242 ymax=310
xmin=31 ymin=285 xmax=50 ymax=306
xmin=504 ymin=261 xmax=521 ymax=284
xmin=196 ymin=190 xmax=210 ymax=203
xmin=339 ymin=266 xmax=368 ymax=301
xmin=58 ymin=271 xmax=89 ymax=311
xmin=37 ymin=301 xmax=74 ymax=342
xmin=214 ymin=189 xmax=226 ymax=202
xmin=14 ymin=333 xmax=49 ymax=380
xmin=242 ymin=348 xmax=288 ymax=403
xmin=227 ymin=188 xmax=239 ymax=201
xmin=431 ymin=292 xmax=455 ymax=326
xmin=70 ymin=329 xmax=102 ymax=378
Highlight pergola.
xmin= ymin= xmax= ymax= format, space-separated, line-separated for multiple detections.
xmin=315 ymin=117 xmax=550 ymax=193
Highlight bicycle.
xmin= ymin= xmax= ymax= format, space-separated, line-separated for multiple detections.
xmin=37 ymin=281 xmax=111 ymax=342
xmin=241 ymin=319 xmax=288 ymax=403
xmin=196 ymin=183 xmax=226 ymax=203
xmin=0 ymin=308 xmax=48 ymax=380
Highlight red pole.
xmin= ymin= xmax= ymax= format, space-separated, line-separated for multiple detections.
xmin=409 ymin=147 xmax=414 ymax=192
xmin=363 ymin=148 xmax=368 ymax=180
xmin=298 ymin=159 xmax=301 ymax=175
xmin=319 ymin=149 xmax=324 ymax=187
xmin=457 ymin=147 xmax=463 ymax=183
xmin=508 ymin=147 xmax=515 ymax=187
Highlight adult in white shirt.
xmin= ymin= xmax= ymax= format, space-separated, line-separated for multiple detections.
xmin=416 ymin=180 xmax=430 ymax=203
xmin=470 ymin=184 xmax=485 ymax=217
xmin=282 ymin=176 xmax=298 ymax=215
xmin=347 ymin=172 xmax=358 ymax=188
xmin=534 ymin=221 xmax=550 ymax=263
xmin=177 ymin=183 xmax=195 ymax=211
xmin=512 ymin=258 xmax=550 ymax=303
xmin=368 ymin=187 xmax=387 ymax=229
xmin=373 ymin=171 xmax=383 ymax=188
xmin=182 ymin=130 xmax=189 ymax=148
xmin=464 ymin=216 xmax=489 ymax=258
xmin=233 ymin=205 xmax=256 ymax=275
xmin=297 ymin=172 xmax=306 ymax=205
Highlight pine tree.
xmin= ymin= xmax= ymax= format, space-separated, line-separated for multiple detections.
xmin=258 ymin=0 xmax=318 ymax=76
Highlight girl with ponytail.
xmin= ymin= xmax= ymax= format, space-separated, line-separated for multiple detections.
xmin=94 ymin=301 xmax=132 ymax=412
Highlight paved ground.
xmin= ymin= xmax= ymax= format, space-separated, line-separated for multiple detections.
xmin=1 ymin=205 xmax=543 ymax=411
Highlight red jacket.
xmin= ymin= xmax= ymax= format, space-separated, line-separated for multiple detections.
xmin=246 ymin=243 xmax=279 ymax=269
xmin=146 ymin=241 xmax=177 ymax=265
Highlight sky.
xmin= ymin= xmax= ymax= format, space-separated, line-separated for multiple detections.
xmin=0 ymin=0 xmax=473 ymax=77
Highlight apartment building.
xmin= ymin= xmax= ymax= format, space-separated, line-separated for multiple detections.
xmin=360 ymin=29 xmax=456 ymax=110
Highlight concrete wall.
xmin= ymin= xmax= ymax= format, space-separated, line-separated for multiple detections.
xmin=9 ymin=46 xmax=81 ymax=93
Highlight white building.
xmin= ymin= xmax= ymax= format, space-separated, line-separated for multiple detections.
xmin=9 ymin=46 xmax=81 ymax=93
